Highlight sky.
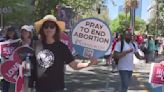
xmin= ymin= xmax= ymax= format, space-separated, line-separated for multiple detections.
xmin=106 ymin=0 xmax=152 ymax=22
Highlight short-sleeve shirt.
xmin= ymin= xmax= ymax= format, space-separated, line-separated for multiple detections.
xmin=112 ymin=38 xmax=118 ymax=51
xmin=114 ymin=41 xmax=138 ymax=71
xmin=34 ymin=41 xmax=74 ymax=92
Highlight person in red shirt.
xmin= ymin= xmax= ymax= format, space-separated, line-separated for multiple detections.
xmin=136 ymin=34 xmax=144 ymax=47
xmin=105 ymin=32 xmax=120 ymax=71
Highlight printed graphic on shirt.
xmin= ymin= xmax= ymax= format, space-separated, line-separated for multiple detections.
xmin=37 ymin=49 xmax=55 ymax=69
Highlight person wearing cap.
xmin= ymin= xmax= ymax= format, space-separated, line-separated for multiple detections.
xmin=113 ymin=30 xmax=145 ymax=92
xmin=1 ymin=26 xmax=19 ymax=92
xmin=20 ymin=25 xmax=34 ymax=46
xmin=29 ymin=15 xmax=98 ymax=92
xmin=18 ymin=25 xmax=35 ymax=92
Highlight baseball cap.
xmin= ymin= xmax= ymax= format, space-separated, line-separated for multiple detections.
xmin=21 ymin=25 xmax=34 ymax=32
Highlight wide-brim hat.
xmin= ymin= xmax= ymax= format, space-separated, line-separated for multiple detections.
xmin=34 ymin=15 xmax=65 ymax=33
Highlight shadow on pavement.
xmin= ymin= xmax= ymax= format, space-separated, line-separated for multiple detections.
xmin=65 ymin=66 xmax=120 ymax=92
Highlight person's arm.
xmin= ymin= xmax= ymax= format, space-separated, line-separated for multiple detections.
xmin=28 ymin=56 xmax=37 ymax=88
xmin=69 ymin=57 xmax=98 ymax=70
xmin=113 ymin=41 xmax=133 ymax=60
xmin=63 ymin=44 xmax=98 ymax=70
xmin=133 ymin=42 xmax=145 ymax=60
xmin=134 ymin=52 xmax=145 ymax=60
xmin=113 ymin=49 xmax=133 ymax=59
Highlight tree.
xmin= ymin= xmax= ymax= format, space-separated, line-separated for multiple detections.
xmin=33 ymin=0 xmax=104 ymax=20
xmin=34 ymin=0 xmax=60 ymax=20
xmin=1 ymin=0 xmax=110 ymax=28
xmin=124 ymin=0 xmax=140 ymax=33
xmin=0 ymin=0 xmax=34 ymax=27
xmin=125 ymin=0 xmax=139 ymax=13
xmin=148 ymin=0 xmax=164 ymax=35
xmin=110 ymin=13 xmax=146 ymax=34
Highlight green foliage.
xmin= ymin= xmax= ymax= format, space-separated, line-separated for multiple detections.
xmin=147 ymin=0 xmax=164 ymax=35
xmin=61 ymin=0 xmax=100 ymax=13
xmin=110 ymin=13 xmax=130 ymax=33
xmin=1 ymin=0 xmax=34 ymax=26
xmin=1 ymin=0 xmax=109 ymax=28
xmin=34 ymin=0 xmax=103 ymax=20
xmin=34 ymin=0 xmax=59 ymax=20
xmin=110 ymin=12 xmax=146 ymax=34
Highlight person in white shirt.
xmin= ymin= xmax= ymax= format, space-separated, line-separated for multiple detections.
xmin=113 ymin=31 xmax=144 ymax=92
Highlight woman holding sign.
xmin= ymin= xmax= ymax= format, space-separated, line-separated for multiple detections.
xmin=17 ymin=25 xmax=35 ymax=92
xmin=19 ymin=25 xmax=34 ymax=47
xmin=29 ymin=15 xmax=98 ymax=92
xmin=1 ymin=26 xmax=19 ymax=92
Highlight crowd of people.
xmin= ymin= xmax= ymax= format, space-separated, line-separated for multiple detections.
xmin=0 ymin=14 xmax=164 ymax=92
xmin=105 ymin=31 xmax=164 ymax=65
xmin=0 ymin=15 xmax=98 ymax=92
xmin=103 ymin=30 xmax=164 ymax=92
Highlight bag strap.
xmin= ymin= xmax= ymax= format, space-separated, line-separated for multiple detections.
xmin=120 ymin=40 xmax=124 ymax=52
xmin=132 ymin=42 xmax=136 ymax=49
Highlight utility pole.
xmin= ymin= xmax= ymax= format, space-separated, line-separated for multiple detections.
xmin=0 ymin=0 xmax=4 ymax=29
xmin=0 ymin=13 xmax=3 ymax=29
xmin=130 ymin=7 xmax=135 ymax=34
xmin=130 ymin=0 xmax=138 ymax=35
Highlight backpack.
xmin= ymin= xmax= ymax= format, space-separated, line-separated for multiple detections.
xmin=113 ymin=40 xmax=136 ymax=65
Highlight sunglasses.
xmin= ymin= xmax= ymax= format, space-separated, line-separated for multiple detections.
xmin=43 ymin=23 xmax=56 ymax=29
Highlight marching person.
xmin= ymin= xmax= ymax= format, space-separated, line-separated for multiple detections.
xmin=1 ymin=26 xmax=19 ymax=92
xmin=147 ymin=36 xmax=156 ymax=62
xmin=110 ymin=32 xmax=121 ymax=72
xmin=18 ymin=25 xmax=34 ymax=92
xmin=113 ymin=30 xmax=145 ymax=92
xmin=19 ymin=25 xmax=34 ymax=47
xmin=155 ymin=38 xmax=160 ymax=57
xmin=29 ymin=15 xmax=98 ymax=92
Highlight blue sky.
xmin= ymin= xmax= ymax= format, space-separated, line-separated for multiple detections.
xmin=106 ymin=0 xmax=151 ymax=22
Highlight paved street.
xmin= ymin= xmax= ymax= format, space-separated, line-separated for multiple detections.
xmin=65 ymin=53 xmax=164 ymax=92
xmin=65 ymin=61 xmax=150 ymax=92
xmin=1 ymin=53 xmax=164 ymax=92
xmin=1 ymin=0 xmax=164 ymax=91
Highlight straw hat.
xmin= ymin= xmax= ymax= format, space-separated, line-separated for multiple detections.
xmin=34 ymin=15 xmax=65 ymax=33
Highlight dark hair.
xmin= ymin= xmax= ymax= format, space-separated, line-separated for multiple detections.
xmin=155 ymin=39 xmax=159 ymax=45
xmin=120 ymin=33 xmax=124 ymax=41
xmin=115 ymin=32 xmax=119 ymax=38
xmin=21 ymin=29 xmax=33 ymax=40
xmin=148 ymin=36 xmax=152 ymax=40
xmin=5 ymin=27 xmax=18 ymax=40
xmin=39 ymin=21 xmax=60 ymax=43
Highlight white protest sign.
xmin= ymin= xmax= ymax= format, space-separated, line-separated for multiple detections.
xmin=72 ymin=18 xmax=112 ymax=58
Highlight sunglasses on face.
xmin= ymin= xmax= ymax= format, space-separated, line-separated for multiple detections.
xmin=43 ymin=23 xmax=56 ymax=29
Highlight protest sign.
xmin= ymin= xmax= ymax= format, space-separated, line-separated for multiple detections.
xmin=15 ymin=65 xmax=24 ymax=92
xmin=0 ymin=39 xmax=20 ymax=59
xmin=60 ymin=32 xmax=73 ymax=52
xmin=0 ymin=54 xmax=21 ymax=83
xmin=72 ymin=18 xmax=112 ymax=58
xmin=0 ymin=46 xmax=34 ymax=83
xmin=149 ymin=63 xmax=164 ymax=85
